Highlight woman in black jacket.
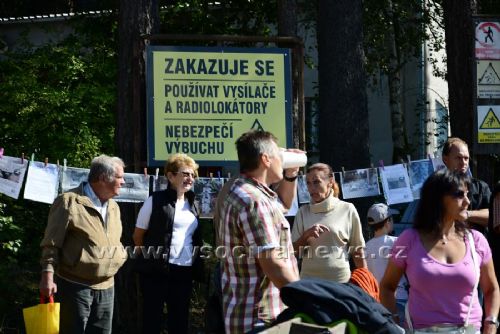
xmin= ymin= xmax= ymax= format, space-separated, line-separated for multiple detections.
xmin=133 ymin=153 xmax=203 ymax=334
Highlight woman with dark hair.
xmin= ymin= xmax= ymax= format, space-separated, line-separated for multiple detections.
xmin=380 ymin=170 xmax=499 ymax=333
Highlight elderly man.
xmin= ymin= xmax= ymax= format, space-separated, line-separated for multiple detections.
xmin=219 ymin=130 xmax=300 ymax=334
xmin=442 ymin=137 xmax=491 ymax=233
xmin=39 ymin=155 xmax=127 ymax=334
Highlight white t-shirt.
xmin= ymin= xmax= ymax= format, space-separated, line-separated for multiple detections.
xmin=365 ymin=234 xmax=408 ymax=300
xmin=136 ymin=196 xmax=198 ymax=266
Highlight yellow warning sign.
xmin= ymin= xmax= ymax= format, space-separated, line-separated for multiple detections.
xmin=478 ymin=106 xmax=500 ymax=143
xmin=146 ymin=46 xmax=292 ymax=165
xmin=480 ymin=109 xmax=500 ymax=129
xmin=477 ymin=61 xmax=500 ymax=99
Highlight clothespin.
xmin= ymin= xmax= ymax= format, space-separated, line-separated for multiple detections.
xmin=209 ymin=172 xmax=213 ymax=179
xmin=341 ymin=166 xmax=345 ymax=176
xmin=370 ymin=162 xmax=374 ymax=169
xmin=217 ymin=171 xmax=221 ymax=180
xmin=63 ymin=158 xmax=67 ymax=171
xmin=21 ymin=153 xmax=25 ymax=164
xmin=155 ymin=168 xmax=159 ymax=180
xmin=44 ymin=157 xmax=48 ymax=167
xmin=227 ymin=172 xmax=231 ymax=178
xmin=31 ymin=153 xmax=35 ymax=162
xmin=400 ymin=158 xmax=406 ymax=169
xmin=0 ymin=147 xmax=4 ymax=159
xmin=379 ymin=160 xmax=385 ymax=170
xmin=143 ymin=167 xmax=148 ymax=178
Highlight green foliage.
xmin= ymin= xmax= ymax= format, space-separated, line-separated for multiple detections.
xmin=363 ymin=0 xmax=430 ymax=78
xmin=0 ymin=14 xmax=118 ymax=328
xmin=161 ymin=0 xmax=277 ymax=40
xmin=0 ymin=16 xmax=118 ymax=167
xmin=0 ymin=198 xmax=50 ymax=325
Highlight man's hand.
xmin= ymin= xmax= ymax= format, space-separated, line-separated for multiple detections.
xmin=39 ymin=271 xmax=57 ymax=298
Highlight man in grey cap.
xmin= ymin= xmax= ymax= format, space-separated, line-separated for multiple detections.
xmin=365 ymin=203 xmax=407 ymax=324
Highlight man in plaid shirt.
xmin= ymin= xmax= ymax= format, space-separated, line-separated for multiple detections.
xmin=219 ymin=130 xmax=299 ymax=334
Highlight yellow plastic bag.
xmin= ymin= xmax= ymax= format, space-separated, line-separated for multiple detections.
xmin=23 ymin=295 xmax=60 ymax=334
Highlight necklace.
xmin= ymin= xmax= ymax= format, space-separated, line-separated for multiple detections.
xmin=440 ymin=223 xmax=456 ymax=245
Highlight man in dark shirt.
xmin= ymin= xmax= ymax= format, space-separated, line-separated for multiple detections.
xmin=442 ymin=137 xmax=491 ymax=233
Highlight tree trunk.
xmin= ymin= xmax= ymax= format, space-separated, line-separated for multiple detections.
xmin=317 ymin=0 xmax=371 ymax=233
xmin=277 ymin=0 xmax=297 ymax=37
xmin=317 ymin=0 xmax=370 ymax=170
xmin=385 ymin=0 xmax=408 ymax=163
xmin=277 ymin=0 xmax=305 ymax=149
xmin=442 ymin=0 xmax=475 ymax=146
xmin=117 ymin=0 xmax=159 ymax=170
xmin=116 ymin=1 xmax=159 ymax=333
xmin=442 ymin=0 xmax=495 ymax=183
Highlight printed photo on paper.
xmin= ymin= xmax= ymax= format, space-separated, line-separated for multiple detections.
xmin=379 ymin=164 xmax=414 ymax=205
xmin=61 ymin=167 xmax=89 ymax=193
xmin=340 ymin=168 xmax=380 ymax=199
xmin=23 ymin=161 xmax=60 ymax=204
xmin=408 ymin=159 xmax=433 ymax=199
xmin=194 ymin=177 xmax=225 ymax=218
xmin=0 ymin=155 xmax=28 ymax=199
xmin=115 ymin=173 xmax=150 ymax=203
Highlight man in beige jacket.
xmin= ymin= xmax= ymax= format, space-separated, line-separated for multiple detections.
xmin=39 ymin=155 xmax=127 ymax=334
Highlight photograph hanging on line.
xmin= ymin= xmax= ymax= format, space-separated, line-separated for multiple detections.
xmin=0 ymin=155 xmax=29 ymax=199
xmin=153 ymin=175 xmax=169 ymax=192
xmin=340 ymin=168 xmax=380 ymax=199
xmin=379 ymin=164 xmax=414 ymax=205
xmin=61 ymin=167 xmax=90 ymax=193
xmin=23 ymin=161 xmax=60 ymax=204
xmin=297 ymin=174 xmax=311 ymax=204
xmin=408 ymin=159 xmax=434 ymax=199
xmin=115 ymin=173 xmax=150 ymax=203
xmin=431 ymin=157 xmax=446 ymax=172
xmin=194 ymin=177 xmax=225 ymax=218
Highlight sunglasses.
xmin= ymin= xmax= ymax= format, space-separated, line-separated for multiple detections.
xmin=450 ymin=190 xmax=467 ymax=199
xmin=174 ymin=171 xmax=197 ymax=179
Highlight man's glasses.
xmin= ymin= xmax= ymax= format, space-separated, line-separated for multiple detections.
xmin=174 ymin=171 xmax=197 ymax=179
xmin=450 ymin=190 xmax=466 ymax=199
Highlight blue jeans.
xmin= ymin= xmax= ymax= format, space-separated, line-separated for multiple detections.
xmin=57 ymin=278 xmax=114 ymax=334
xmin=396 ymin=298 xmax=406 ymax=327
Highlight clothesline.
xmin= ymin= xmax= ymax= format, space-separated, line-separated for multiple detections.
xmin=0 ymin=152 xmax=449 ymax=218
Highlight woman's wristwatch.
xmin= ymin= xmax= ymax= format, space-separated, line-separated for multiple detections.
xmin=485 ymin=316 xmax=499 ymax=328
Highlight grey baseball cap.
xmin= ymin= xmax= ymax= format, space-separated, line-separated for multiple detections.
xmin=367 ymin=203 xmax=399 ymax=225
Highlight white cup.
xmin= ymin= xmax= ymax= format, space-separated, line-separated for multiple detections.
xmin=280 ymin=151 xmax=307 ymax=169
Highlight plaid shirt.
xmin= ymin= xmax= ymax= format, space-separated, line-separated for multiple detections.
xmin=219 ymin=177 xmax=298 ymax=334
